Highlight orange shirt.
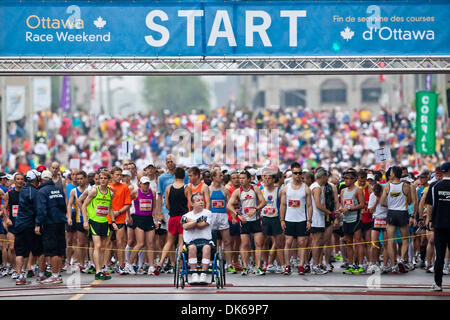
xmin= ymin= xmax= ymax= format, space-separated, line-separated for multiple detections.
xmin=107 ymin=183 xmax=132 ymax=224
xmin=188 ymin=182 xmax=205 ymax=211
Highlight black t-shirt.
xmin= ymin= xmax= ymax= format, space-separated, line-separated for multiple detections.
xmin=425 ymin=178 xmax=450 ymax=229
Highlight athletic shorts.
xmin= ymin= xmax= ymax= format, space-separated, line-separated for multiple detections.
xmin=361 ymin=222 xmax=372 ymax=232
xmin=133 ymin=215 xmax=156 ymax=232
xmin=325 ymin=215 xmax=336 ymax=228
xmin=262 ymin=216 xmax=282 ymax=236
xmin=89 ymin=220 xmax=110 ymax=238
xmin=387 ymin=210 xmax=409 ymax=227
xmin=285 ymin=221 xmax=309 ymax=237
xmin=372 ymin=226 xmax=386 ymax=233
xmin=211 ymin=214 xmax=229 ymax=231
xmin=310 ymin=227 xmax=325 ymax=234
xmin=76 ymin=223 xmax=86 ymax=233
xmin=65 ymin=213 xmax=77 ymax=232
xmin=228 ymin=220 xmax=240 ymax=236
xmin=333 ymin=227 xmax=344 ymax=238
xmin=0 ymin=218 xmax=6 ymax=235
xmin=109 ymin=223 xmax=125 ymax=241
xmin=168 ymin=216 xmax=184 ymax=236
xmin=187 ymin=238 xmax=213 ymax=249
xmin=126 ymin=214 xmax=137 ymax=230
xmin=42 ymin=223 xmax=66 ymax=257
xmin=155 ymin=225 xmax=167 ymax=236
xmin=14 ymin=227 xmax=43 ymax=257
xmin=343 ymin=221 xmax=361 ymax=235
xmin=212 ymin=230 xmax=222 ymax=243
xmin=240 ymin=220 xmax=262 ymax=235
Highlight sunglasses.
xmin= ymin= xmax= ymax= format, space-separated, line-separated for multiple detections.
xmin=292 ymin=172 xmax=303 ymax=175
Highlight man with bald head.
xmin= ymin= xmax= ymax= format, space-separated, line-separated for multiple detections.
xmin=155 ymin=154 xmax=189 ymax=272
xmin=50 ymin=162 xmax=66 ymax=197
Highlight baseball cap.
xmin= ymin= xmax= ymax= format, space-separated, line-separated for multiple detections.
xmin=0 ymin=172 xmax=7 ymax=179
xmin=441 ymin=162 xmax=450 ymax=173
xmin=140 ymin=176 xmax=151 ymax=184
xmin=144 ymin=163 xmax=155 ymax=170
xmin=367 ymin=174 xmax=375 ymax=181
xmin=248 ymin=168 xmax=257 ymax=176
xmin=6 ymin=174 xmax=13 ymax=180
xmin=26 ymin=169 xmax=40 ymax=181
xmin=36 ymin=165 xmax=46 ymax=172
xmin=418 ymin=171 xmax=430 ymax=178
xmin=41 ymin=170 xmax=53 ymax=180
xmin=122 ymin=170 xmax=132 ymax=177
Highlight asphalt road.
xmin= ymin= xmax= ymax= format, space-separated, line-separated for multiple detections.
xmin=0 ymin=260 xmax=449 ymax=301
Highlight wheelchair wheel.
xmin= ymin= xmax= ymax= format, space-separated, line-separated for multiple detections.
xmin=219 ymin=247 xmax=226 ymax=287
xmin=215 ymin=270 xmax=221 ymax=289
xmin=174 ymin=247 xmax=181 ymax=288
xmin=180 ymin=274 xmax=185 ymax=289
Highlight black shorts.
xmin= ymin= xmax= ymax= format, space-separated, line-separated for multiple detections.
xmin=14 ymin=227 xmax=43 ymax=257
xmin=310 ymin=227 xmax=325 ymax=234
xmin=228 ymin=220 xmax=240 ymax=236
xmin=109 ymin=223 xmax=125 ymax=241
xmin=285 ymin=221 xmax=309 ymax=237
xmin=262 ymin=216 xmax=282 ymax=236
xmin=333 ymin=227 xmax=344 ymax=238
xmin=126 ymin=215 xmax=137 ymax=230
xmin=155 ymin=227 xmax=167 ymax=236
xmin=343 ymin=221 xmax=361 ymax=235
xmin=387 ymin=210 xmax=409 ymax=227
xmin=42 ymin=223 xmax=66 ymax=257
xmin=361 ymin=222 xmax=372 ymax=232
xmin=240 ymin=220 xmax=262 ymax=235
xmin=65 ymin=213 xmax=77 ymax=232
xmin=325 ymin=215 xmax=336 ymax=228
xmin=76 ymin=222 xmax=86 ymax=233
xmin=187 ymin=238 xmax=213 ymax=249
xmin=133 ymin=215 xmax=156 ymax=232
xmin=89 ymin=220 xmax=110 ymax=238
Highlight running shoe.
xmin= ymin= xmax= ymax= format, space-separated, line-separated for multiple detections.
xmin=199 ymin=273 xmax=207 ymax=283
xmin=95 ymin=272 xmax=111 ymax=281
xmin=431 ymin=283 xmax=442 ymax=292
xmin=343 ymin=266 xmax=355 ymax=274
xmin=265 ymin=265 xmax=276 ymax=273
xmin=26 ymin=270 xmax=34 ymax=278
xmin=283 ymin=265 xmax=291 ymax=275
xmin=10 ymin=270 xmax=19 ymax=280
xmin=340 ymin=262 xmax=349 ymax=269
xmin=275 ymin=266 xmax=283 ymax=274
xmin=255 ymin=267 xmax=265 ymax=276
xmin=233 ymin=264 xmax=244 ymax=272
xmin=148 ymin=266 xmax=160 ymax=276
xmin=137 ymin=267 xmax=145 ymax=275
xmin=381 ymin=266 xmax=391 ymax=274
xmin=298 ymin=265 xmax=305 ymax=275
xmin=16 ymin=274 xmax=28 ymax=286
xmin=143 ymin=263 xmax=150 ymax=273
xmin=391 ymin=265 xmax=399 ymax=274
xmin=325 ymin=264 xmax=334 ymax=273
xmin=352 ymin=266 xmax=365 ymax=274
xmin=404 ymin=262 xmax=415 ymax=272
xmin=397 ymin=261 xmax=408 ymax=273
xmin=443 ymin=267 xmax=450 ymax=275
xmin=1 ymin=267 xmax=9 ymax=278
xmin=312 ymin=266 xmax=328 ymax=275
xmin=304 ymin=264 xmax=311 ymax=273
xmin=190 ymin=273 xmax=200 ymax=284
xmin=227 ymin=266 xmax=237 ymax=274
xmin=41 ymin=275 xmax=62 ymax=284
xmin=334 ymin=253 xmax=343 ymax=261
xmin=118 ymin=265 xmax=129 ymax=275
xmin=124 ymin=264 xmax=135 ymax=275
xmin=241 ymin=268 xmax=249 ymax=276
xmin=88 ymin=265 xmax=96 ymax=274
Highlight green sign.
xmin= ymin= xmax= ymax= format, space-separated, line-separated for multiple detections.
xmin=415 ymin=91 xmax=438 ymax=155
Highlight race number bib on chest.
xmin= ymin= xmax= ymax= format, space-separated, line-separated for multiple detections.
xmin=212 ymin=200 xmax=225 ymax=208
xmin=344 ymin=199 xmax=353 ymax=207
xmin=243 ymin=207 xmax=255 ymax=214
xmin=374 ymin=217 xmax=387 ymax=228
xmin=12 ymin=205 xmax=19 ymax=217
xmin=288 ymin=200 xmax=300 ymax=207
xmin=263 ymin=207 xmax=276 ymax=215
xmin=96 ymin=205 xmax=109 ymax=216
xmin=140 ymin=199 xmax=152 ymax=211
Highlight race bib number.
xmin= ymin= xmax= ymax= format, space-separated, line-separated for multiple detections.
xmin=212 ymin=200 xmax=225 ymax=208
xmin=12 ymin=205 xmax=19 ymax=218
xmin=374 ymin=217 xmax=387 ymax=228
xmin=288 ymin=200 xmax=300 ymax=208
xmin=243 ymin=207 xmax=256 ymax=214
xmin=344 ymin=199 xmax=353 ymax=207
xmin=96 ymin=205 xmax=109 ymax=217
xmin=263 ymin=207 xmax=276 ymax=215
xmin=139 ymin=199 xmax=152 ymax=211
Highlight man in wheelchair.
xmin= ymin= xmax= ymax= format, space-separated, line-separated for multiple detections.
xmin=181 ymin=193 xmax=213 ymax=284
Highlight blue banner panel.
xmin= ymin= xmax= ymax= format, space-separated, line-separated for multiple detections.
xmin=0 ymin=1 xmax=449 ymax=57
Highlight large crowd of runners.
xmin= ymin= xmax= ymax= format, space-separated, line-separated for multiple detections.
xmin=0 ymin=155 xmax=449 ymax=290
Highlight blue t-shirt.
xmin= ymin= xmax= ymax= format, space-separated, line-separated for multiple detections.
xmin=157 ymin=172 xmax=189 ymax=214
xmin=66 ymin=183 xmax=77 ymax=213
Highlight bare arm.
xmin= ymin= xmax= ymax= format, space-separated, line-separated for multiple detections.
xmin=66 ymin=189 xmax=76 ymax=224
xmin=312 ymin=187 xmax=330 ymax=215
xmin=380 ymin=184 xmax=389 ymax=207
xmin=203 ymin=185 xmax=211 ymax=210
xmin=279 ymin=187 xmax=287 ymax=222
xmin=165 ymin=185 xmax=171 ymax=212
xmin=81 ymin=188 xmax=98 ymax=226
xmin=226 ymin=189 xmax=240 ymax=218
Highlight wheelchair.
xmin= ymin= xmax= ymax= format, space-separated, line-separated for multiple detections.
xmin=174 ymin=239 xmax=226 ymax=289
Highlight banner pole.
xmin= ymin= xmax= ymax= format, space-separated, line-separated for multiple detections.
xmin=1 ymin=77 xmax=6 ymax=163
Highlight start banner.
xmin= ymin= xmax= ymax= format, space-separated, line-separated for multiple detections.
xmin=0 ymin=0 xmax=449 ymax=57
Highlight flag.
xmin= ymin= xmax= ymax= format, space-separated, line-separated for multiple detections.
xmin=415 ymin=91 xmax=438 ymax=155
xmin=91 ymin=76 xmax=95 ymax=101
xmin=60 ymin=76 xmax=71 ymax=111
xmin=378 ymin=61 xmax=386 ymax=82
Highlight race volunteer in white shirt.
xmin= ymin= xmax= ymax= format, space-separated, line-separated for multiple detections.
xmin=279 ymin=162 xmax=313 ymax=275
xmin=181 ymin=193 xmax=213 ymax=284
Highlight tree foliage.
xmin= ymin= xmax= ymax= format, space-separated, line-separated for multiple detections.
xmin=142 ymin=76 xmax=210 ymax=114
